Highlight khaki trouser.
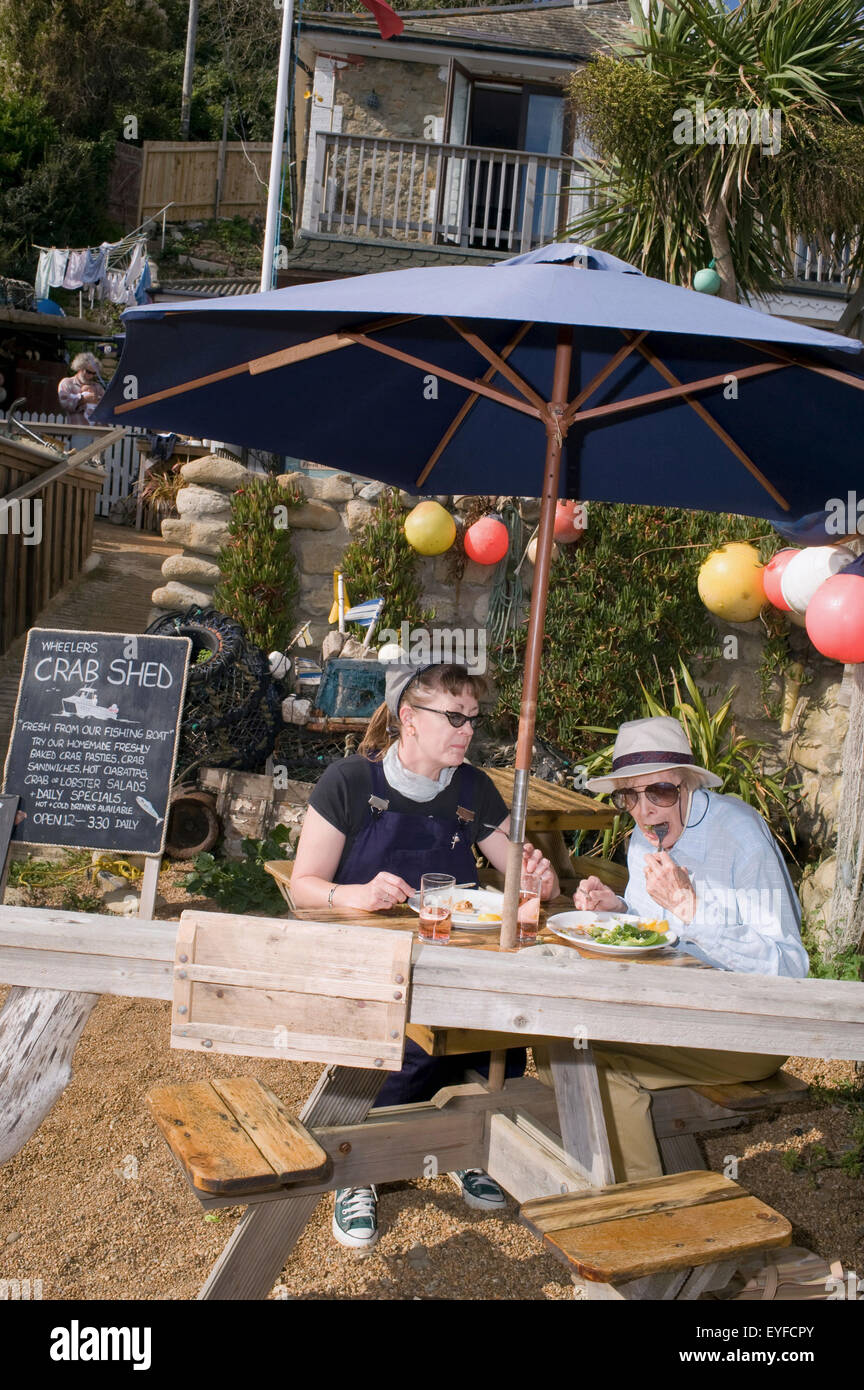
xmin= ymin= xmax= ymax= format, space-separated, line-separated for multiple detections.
xmin=534 ymin=1043 xmax=786 ymax=1183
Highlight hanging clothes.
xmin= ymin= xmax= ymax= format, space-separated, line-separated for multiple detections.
xmin=47 ymin=248 xmax=69 ymax=288
xmin=62 ymin=250 xmax=89 ymax=289
xmin=35 ymin=250 xmax=52 ymax=301
xmin=82 ymin=244 xmax=109 ymax=284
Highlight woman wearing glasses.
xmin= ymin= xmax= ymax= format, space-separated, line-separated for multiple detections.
xmin=291 ymin=661 xmax=558 ymax=1247
xmin=562 ymin=714 xmax=807 ymax=1182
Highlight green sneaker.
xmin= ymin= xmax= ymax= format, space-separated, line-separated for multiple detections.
xmin=333 ymin=1186 xmax=379 ymax=1249
xmin=448 ymin=1169 xmax=507 ymax=1211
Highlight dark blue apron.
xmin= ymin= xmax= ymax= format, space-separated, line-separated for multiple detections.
xmin=336 ymin=757 xmax=526 ymax=1108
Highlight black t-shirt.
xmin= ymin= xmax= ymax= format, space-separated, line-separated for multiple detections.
xmin=310 ymin=755 xmax=509 ymax=851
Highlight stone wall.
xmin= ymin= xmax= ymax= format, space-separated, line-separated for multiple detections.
xmin=150 ymin=459 xmax=509 ymax=650
xmin=334 ymin=58 xmax=447 ymax=142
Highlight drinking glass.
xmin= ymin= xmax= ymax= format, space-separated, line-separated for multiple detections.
xmin=517 ymin=871 xmax=542 ymax=944
xmin=418 ymin=873 xmax=454 ymax=944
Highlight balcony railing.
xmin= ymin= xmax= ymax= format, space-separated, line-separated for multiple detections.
xmin=303 ymin=131 xmax=859 ymax=292
xmin=305 ymin=132 xmax=576 ymax=253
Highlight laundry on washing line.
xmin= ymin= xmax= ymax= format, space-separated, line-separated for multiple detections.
xmin=34 ymin=237 xmax=150 ymax=308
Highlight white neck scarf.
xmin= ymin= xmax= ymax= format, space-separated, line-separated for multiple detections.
xmin=382 ymin=742 xmax=457 ymax=802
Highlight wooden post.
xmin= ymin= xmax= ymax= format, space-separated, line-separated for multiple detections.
xmin=214 ymin=98 xmax=229 ymax=217
xmin=139 ymin=855 xmax=162 ymax=920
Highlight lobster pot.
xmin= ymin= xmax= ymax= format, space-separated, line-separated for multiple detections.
xmin=146 ymin=607 xmax=282 ymax=779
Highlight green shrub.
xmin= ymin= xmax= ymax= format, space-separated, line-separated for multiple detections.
xmin=183 ymin=825 xmax=292 ymax=915
xmin=341 ymin=488 xmax=434 ymax=638
xmin=214 ymin=477 xmax=303 ymax=654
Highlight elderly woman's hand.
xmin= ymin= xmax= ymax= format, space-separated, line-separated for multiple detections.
xmin=573 ymin=875 xmax=626 ymax=913
xmin=644 ymin=851 xmax=696 ymax=923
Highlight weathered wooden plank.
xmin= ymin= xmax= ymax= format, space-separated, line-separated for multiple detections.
xmin=0 ymin=986 xmax=99 ymax=1164
xmin=485 ymin=1111 xmax=592 ymax=1204
xmin=521 ymin=1170 xmax=740 ymax=1235
xmin=148 ymin=1079 xmax=287 ymax=1195
xmin=548 ymin=1041 xmax=616 ymax=1187
xmin=659 ymin=1132 xmax=706 ymax=1175
xmin=547 ymin=1194 xmax=791 ymax=1284
xmin=198 ymin=1065 xmax=387 ymax=1300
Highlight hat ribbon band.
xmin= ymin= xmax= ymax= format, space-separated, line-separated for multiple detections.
xmin=611 ymin=750 xmax=695 ymax=771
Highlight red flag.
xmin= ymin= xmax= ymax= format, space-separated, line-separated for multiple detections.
xmin=356 ymin=0 xmax=404 ymax=39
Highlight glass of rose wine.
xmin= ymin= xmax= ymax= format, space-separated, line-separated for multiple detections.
xmin=517 ymin=871 xmax=543 ymax=944
xmin=418 ymin=873 xmax=455 ymax=944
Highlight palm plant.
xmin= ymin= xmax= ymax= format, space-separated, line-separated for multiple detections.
xmin=568 ymin=0 xmax=864 ymax=300
xmin=577 ymin=658 xmax=798 ymax=860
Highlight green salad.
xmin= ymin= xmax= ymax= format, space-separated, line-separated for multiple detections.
xmin=587 ymin=923 xmax=667 ymax=948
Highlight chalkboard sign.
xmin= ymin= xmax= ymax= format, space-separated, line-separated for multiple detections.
xmin=2 ymin=628 xmax=190 ymax=855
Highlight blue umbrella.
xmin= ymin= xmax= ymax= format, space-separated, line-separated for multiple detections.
xmin=97 ymin=241 xmax=864 ymax=945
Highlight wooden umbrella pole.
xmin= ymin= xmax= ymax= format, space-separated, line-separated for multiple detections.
xmin=499 ymin=325 xmax=573 ymax=953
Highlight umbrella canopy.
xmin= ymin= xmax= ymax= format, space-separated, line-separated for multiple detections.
xmin=99 ymin=243 xmax=864 ymax=525
xmin=97 ymin=242 xmax=864 ymax=946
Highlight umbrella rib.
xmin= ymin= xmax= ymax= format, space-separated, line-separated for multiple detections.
xmin=112 ymin=313 xmax=423 ymax=413
xmin=415 ymin=321 xmax=534 ymax=488
xmin=343 ymin=331 xmax=543 ymax=419
xmin=624 ymin=333 xmax=791 ymax=512
xmin=562 ymin=331 xmax=649 ymax=426
xmin=443 ymin=317 xmax=547 ymax=413
xmin=735 ymin=339 xmax=864 ymax=392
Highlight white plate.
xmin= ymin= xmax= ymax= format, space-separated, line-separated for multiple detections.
xmin=406 ymin=888 xmax=505 ymax=929
xmin=546 ymin=910 xmax=678 ymax=954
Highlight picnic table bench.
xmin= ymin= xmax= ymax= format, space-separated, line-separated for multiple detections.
xmin=0 ymin=899 xmax=861 ymax=1300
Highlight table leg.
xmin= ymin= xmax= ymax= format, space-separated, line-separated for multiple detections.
xmin=0 ymin=986 xmax=99 ymax=1164
xmin=198 ymin=1064 xmax=388 ymax=1301
xmin=547 ymin=1040 xmax=615 ymax=1188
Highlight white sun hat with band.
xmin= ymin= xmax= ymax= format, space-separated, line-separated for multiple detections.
xmin=586 ymin=715 xmax=722 ymax=794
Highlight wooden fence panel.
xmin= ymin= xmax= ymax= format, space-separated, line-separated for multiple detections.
xmin=0 ymin=438 xmax=106 ymax=655
xmin=139 ymin=142 xmax=271 ymax=223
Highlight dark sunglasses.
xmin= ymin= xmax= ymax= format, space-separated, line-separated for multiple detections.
xmin=414 ymin=706 xmax=483 ymax=730
xmin=610 ymin=782 xmax=681 ymax=812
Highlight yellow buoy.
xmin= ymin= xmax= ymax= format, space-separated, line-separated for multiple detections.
xmin=526 ymin=535 xmax=560 ymax=566
xmin=404 ymin=500 xmax=456 ymax=555
xmin=697 ymin=542 xmax=765 ymax=621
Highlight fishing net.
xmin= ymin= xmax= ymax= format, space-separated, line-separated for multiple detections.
xmin=146 ymin=606 xmax=282 ymax=780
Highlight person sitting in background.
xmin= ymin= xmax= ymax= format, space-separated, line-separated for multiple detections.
xmin=58 ymin=351 xmax=104 ymax=426
xmin=542 ymin=715 xmax=807 ymax=1184
xmin=291 ymin=661 xmax=559 ymax=1248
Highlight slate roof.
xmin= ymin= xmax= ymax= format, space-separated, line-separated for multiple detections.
xmin=301 ymin=0 xmax=632 ymax=61
xmin=278 ymin=233 xmax=505 ymax=280
xmin=153 ymin=278 xmax=261 ymax=298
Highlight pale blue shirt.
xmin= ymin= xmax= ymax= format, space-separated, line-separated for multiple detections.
xmin=623 ymin=789 xmax=807 ymax=978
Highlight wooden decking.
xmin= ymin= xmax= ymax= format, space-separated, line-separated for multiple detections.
xmin=0 ymin=521 xmax=181 ymax=762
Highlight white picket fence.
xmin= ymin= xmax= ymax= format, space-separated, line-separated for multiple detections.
xmin=14 ymin=412 xmax=146 ymax=520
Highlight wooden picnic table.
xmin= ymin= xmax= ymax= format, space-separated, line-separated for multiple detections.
xmin=2 ymin=898 xmax=863 ymax=1299
xmin=480 ymin=767 xmax=616 ymax=884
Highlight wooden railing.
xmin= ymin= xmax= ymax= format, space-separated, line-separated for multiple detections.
xmin=0 ymin=435 xmax=105 ymax=655
xmin=306 ymin=132 xmax=575 ymax=252
xmin=305 ymin=132 xmax=859 ymax=291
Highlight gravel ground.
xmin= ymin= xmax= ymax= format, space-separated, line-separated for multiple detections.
xmin=1 ymin=862 xmax=861 ymax=1300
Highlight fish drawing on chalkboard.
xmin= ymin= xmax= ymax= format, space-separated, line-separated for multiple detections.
xmin=57 ymin=687 xmax=120 ymax=721
xmin=135 ymin=797 xmax=164 ymax=827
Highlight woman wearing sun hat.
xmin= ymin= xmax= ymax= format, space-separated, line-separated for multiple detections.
xmin=537 ymin=715 xmax=807 ymax=1183
xmin=292 ymin=660 xmax=559 ymax=1247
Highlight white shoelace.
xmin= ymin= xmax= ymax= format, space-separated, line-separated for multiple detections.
xmin=338 ymin=1187 xmax=377 ymax=1221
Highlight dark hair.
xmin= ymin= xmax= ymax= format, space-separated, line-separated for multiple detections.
xmin=359 ymin=664 xmax=487 ymax=759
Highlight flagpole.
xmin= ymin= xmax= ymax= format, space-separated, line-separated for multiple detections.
xmin=261 ymin=0 xmax=295 ymax=292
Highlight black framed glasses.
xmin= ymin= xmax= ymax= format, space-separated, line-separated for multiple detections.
xmin=413 ymin=706 xmax=483 ymax=730
xmin=610 ymin=782 xmax=681 ymax=812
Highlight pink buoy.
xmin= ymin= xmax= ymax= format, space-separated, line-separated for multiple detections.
xmin=762 ymin=549 xmax=799 ymax=612
xmin=553 ymin=500 xmax=586 ymax=543
xmin=464 ymin=514 xmax=509 ymax=565
xmin=805 ymin=569 xmax=864 ymax=663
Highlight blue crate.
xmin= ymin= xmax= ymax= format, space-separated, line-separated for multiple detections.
xmin=315 ymin=659 xmax=385 ymax=719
